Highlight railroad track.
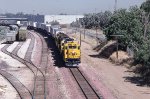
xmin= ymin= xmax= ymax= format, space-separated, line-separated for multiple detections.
xmin=0 ymin=61 xmax=32 ymax=99
xmin=1 ymin=36 xmax=36 ymax=99
xmin=44 ymin=31 xmax=101 ymax=99
xmin=1 ymin=32 xmax=46 ymax=99
xmin=21 ymin=32 xmax=46 ymax=99
xmin=35 ymin=31 xmax=48 ymax=73
xmin=31 ymin=31 xmax=49 ymax=99
xmin=30 ymin=30 xmax=102 ymax=99
xmin=35 ymin=31 xmax=49 ymax=99
xmin=70 ymin=68 xmax=102 ymax=99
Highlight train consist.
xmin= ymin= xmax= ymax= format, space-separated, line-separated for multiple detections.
xmin=28 ymin=22 xmax=81 ymax=67
xmin=0 ymin=24 xmax=19 ymax=43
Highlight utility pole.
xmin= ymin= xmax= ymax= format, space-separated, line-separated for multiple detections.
xmin=94 ymin=8 xmax=98 ymax=41
xmin=95 ymin=14 xmax=99 ymax=45
xmin=32 ymin=10 xmax=35 ymax=22
xmin=96 ymin=26 xmax=99 ymax=45
xmin=80 ymin=30 xmax=82 ymax=46
xmin=84 ymin=25 xmax=85 ymax=39
xmin=114 ymin=0 xmax=117 ymax=11
xmin=110 ymin=34 xmax=123 ymax=59
xmin=82 ymin=19 xmax=85 ymax=39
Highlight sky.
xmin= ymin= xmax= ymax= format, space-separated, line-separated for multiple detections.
xmin=0 ymin=0 xmax=145 ymax=15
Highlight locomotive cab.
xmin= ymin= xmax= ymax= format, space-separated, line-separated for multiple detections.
xmin=60 ymin=38 xmax=74 ymax=53
xmin=63 ymin=41 xmax=81 ymax=66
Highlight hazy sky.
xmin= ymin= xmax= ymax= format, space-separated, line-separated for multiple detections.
xmin=0 ymin=0 xmax=145 ymax=15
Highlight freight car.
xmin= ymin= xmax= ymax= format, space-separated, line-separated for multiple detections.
xmin=50 ymin=25 xmax=61 ymax=37
xmin=27 ymin=22 xmax=81 ymax=67
xmin=0 ymin=25 xmax=19 ymax=43
xmin=45 ymin=24 xmax=51 ymax=34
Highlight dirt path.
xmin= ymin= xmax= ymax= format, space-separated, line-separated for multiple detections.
xmin=68 ymin=29 xmax=150 ymax=99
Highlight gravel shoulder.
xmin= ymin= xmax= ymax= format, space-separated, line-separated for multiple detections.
xmin=7 ymin=42 xmax=19 ymax=52
xmin=68 ymin=28 xmax=150 ymax=99
xmin=17 ymin=39 xmax=31 ymax=59
xmin=0 ymin=32 xmax=37 ymax=99
xmin=30 ymin=32 xmax=42 ymax=67
xmin=0 ymin=44 xmax=20 ymax=99
xmin=0 ymin=75 xmax=20 ymax=99
xmin=45 ymin=31 xmax=85 ymax=99
xmin=0 ymin=43 xmax=34 ymax=97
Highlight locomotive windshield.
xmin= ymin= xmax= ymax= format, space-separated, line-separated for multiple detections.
xmin=68 ymin=46 xmax=77 ymax=49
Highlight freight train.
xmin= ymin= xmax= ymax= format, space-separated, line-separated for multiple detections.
xmin=0 ymin=24 xmax=19 ymax=43
xmin=28 ymin=22 xmax=81 ymax=67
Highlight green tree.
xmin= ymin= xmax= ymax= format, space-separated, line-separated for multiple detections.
xmin=81 ymin=11 xmax=112 ymax=29
xmin=140 ymin=0 xmax=150 ymax=38
xmin=104 ymin=8 xmax=143 ymax=46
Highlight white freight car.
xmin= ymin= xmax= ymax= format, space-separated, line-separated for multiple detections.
xmin=28 ymin=21 xmax=33 ymax=26
xmin=50 ymin=25 xmax=61 ymax=37
xmin=33 ymin=22 xmax=37 ymax=28
xmin=45 ymin=24 xmax=51 ymax=33
xmin=10 ymin=25 xmax=19 ymax=32
xmin=53 ymin=29 xmax=65 ymax=38
xmin=5 ymin=26 xmax=17 ymax=42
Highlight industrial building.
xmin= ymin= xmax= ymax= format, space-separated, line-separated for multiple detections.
xmin=44 ymin=15 xmax=84 ymax=25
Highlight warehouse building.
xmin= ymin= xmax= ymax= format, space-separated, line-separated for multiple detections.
xmin=44 ymin=15 xmax=84 ymax=25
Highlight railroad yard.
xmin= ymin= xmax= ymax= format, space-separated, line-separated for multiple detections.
xmin=0 ymin=27 xmax=150 ymax=99
xmin=0 ymin=29 xmax=102 ymax=99
xmin=1 ymin=0 xmax=150 ymax=99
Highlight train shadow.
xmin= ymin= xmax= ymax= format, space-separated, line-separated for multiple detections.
xmin=2 ymin=40 xmax=25 ymax=44
xmin=38 ymin=31 xmax=66 ymax=68
xmin=2 ymin=41 xmax=14 ymax=44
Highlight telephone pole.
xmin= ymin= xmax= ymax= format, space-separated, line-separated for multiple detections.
xmin=114 ymin=0 xmax=117 ymax=11
xmin=110 ymin=34 xmax=123 ymax=59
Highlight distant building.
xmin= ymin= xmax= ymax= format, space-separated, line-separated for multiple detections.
xmin=44 ymin=15 xmax=84 ymax=25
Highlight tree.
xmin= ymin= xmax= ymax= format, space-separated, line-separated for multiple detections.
xmin=70 ymin=20 xmax=80 ymax=28
xmin=79 ymin=1 xmax=150 ymax=84
xmin=134 ymin=38 xmax=150 ymax=83
xmin=81 ymin=11 xmax=112 ymax=29
xmin=104 ymin=8 xmax=143 ymax=46
xmin=140 ymin=0 xmax=150 ymax=38
xmin=97 ymin=11 xmax=112 ymax=29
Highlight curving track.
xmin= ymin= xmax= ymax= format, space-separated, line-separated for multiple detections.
xmin=1 ymin=31 xmax=47 ymax=99
xmin=35 ymin=31 xmax=49 ymax=99
xmin=24 ymin=32 xmax=46 ymax=99
xmin=41 ymin=30 xmax=103 ymax=99
xmin=0 ymin=64 xmax=32 ymax=99
xmin=1 ymin=29 xmax=103 ymax=99
xmin=1 ymin=44 xmax=32 ymax=99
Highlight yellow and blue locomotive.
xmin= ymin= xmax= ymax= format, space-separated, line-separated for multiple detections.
xmin=55 ymin=32 xmax=81 ymax=66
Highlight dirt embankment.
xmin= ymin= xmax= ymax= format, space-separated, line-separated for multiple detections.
xmin=66 ymin=28 xmax=150 ymax=99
